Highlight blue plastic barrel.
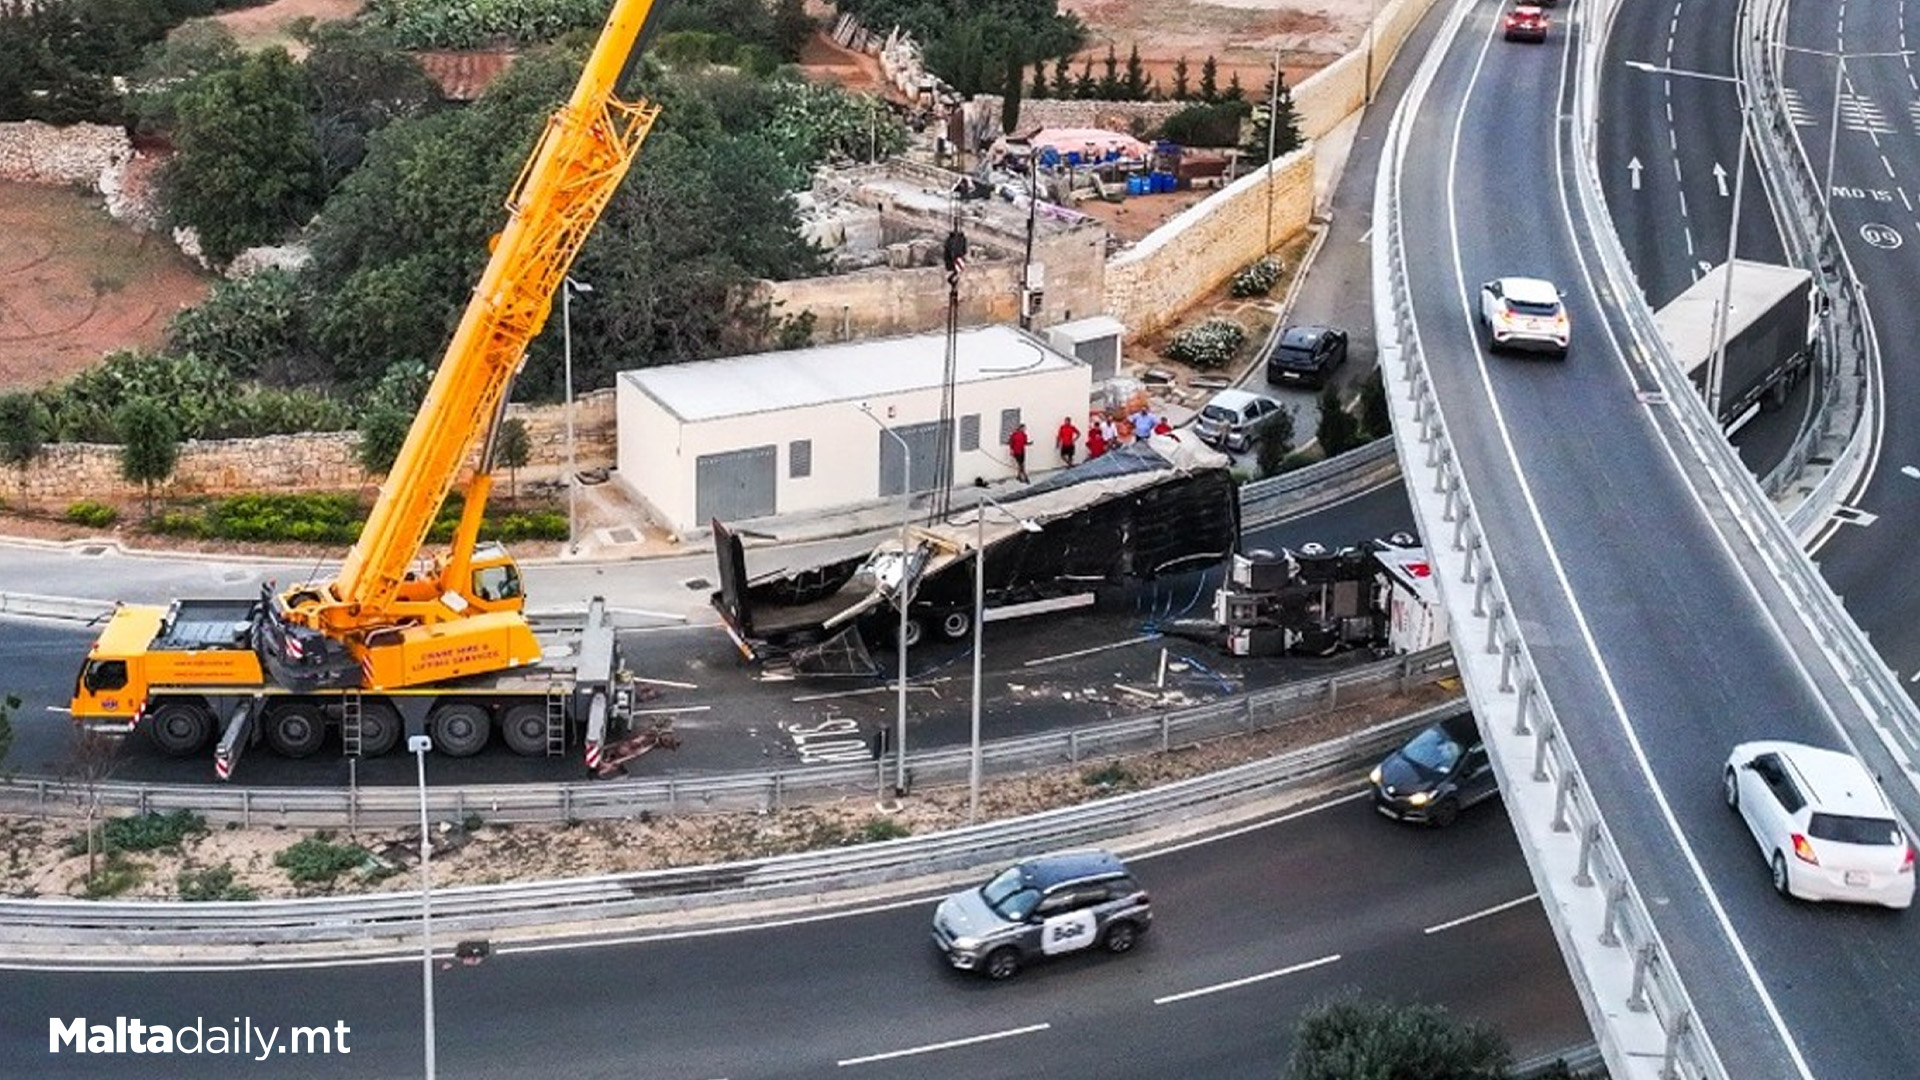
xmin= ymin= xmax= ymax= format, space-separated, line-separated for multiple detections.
xmin=1127 ymin=175 xmax=1145 ymax=195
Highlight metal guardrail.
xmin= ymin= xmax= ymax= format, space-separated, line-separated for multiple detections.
xmin=1237 ymin=436 xmax=1399 ymax=528
xmin=0 ymin=705 xmax=1452 ymax=949
xmin=1370 ymin=0 xmax=1728 ymax=1076
xmin=0 ymin=646 xmax=1456 ymax=828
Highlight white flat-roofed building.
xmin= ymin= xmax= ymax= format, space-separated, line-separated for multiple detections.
xmin=616 ymin=324 xmax=1093 ymax=533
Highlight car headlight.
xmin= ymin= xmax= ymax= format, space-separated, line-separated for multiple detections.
xmin=950 ymin=936 xmax=980 ymax=953
xmin=1407 ymin=791 xmax=1431 ymax=807
xmin=1368 ymin=765 xmax=1382 ymax=786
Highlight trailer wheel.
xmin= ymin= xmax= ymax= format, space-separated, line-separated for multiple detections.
xmin=264 ymin=703 xmax=327 ymax=758
xmin=895 ymin=616 xmax=925 ymax=649
xmin=147 ymin=701 xmax=214 ymax=757
xmin=356 ymin=702 xmax=401 ymax=758
xmin=939 ymin=609 xmax=973 ymax=640
xmin=500 ymin=703 xmax=552 ymax=757
xmin=431 ymin=703 xmax=491 ymax=757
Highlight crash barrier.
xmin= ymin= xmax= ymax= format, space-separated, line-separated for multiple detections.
xmin=1236 ymin=436 xmax=1399 ymax=529
xmin=1370 ymin=0 xmax=1728 ymax=1077
xmin=0 ymin=704 xmax=1455 ymax=949
xmin=0 ymin=645 xmax=1456 ymax=829
xmin=0 ymin=591 xmax=113 ymax=623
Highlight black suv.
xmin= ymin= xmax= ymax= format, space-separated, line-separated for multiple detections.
xmin=931 ymin=849 xmax=1152 ymax=979
xmin=1368 ymin=714 xmax=1499 ymax=827
xmin=1265 ymin=325 xmax=1349 ymax=388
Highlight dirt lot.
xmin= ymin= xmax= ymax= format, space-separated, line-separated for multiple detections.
xmin=1062 ymin=0 xmax=1371 ymax=94
xmin=0 ymin=683 xmax=1455 ymax=901
xmin=210 ymin=0 xmax=362 ymax=54
xmin=0 ymin=183 xmax=212 ymax=390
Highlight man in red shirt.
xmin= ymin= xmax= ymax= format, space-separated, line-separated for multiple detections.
xmin=1008 ymin=421 xmax=1030 ymax=482
xmin=1055 ymin=416 xmax=1080 ymax=467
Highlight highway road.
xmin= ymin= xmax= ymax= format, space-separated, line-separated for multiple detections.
xmin=1398 ymin=3 xmax=1920 ymax=1079
xmin=1596 ymin=0 xmax=1812 ymax=477
xmin=1783 ymin=1 xmax=1920 ymax=695
xmin=0 ymin=790 xmax=1590 ymax=1079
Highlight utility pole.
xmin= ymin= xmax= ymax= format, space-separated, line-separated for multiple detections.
xmin=1019 ymin=151 xmax=1039 ymax=331
xmin=1264 ymin=50 xmax=1280 ymax=253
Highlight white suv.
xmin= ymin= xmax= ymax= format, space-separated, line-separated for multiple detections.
xmin=1724 ymin=741 xmax=1915 ymax=909
xmin=1478 ymin=276 xmax=1570 ymax=356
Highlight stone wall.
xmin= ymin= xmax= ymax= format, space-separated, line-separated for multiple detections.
xmin=1103 ymin=146 xmax=1315 ymax=338
xmin=0 ymin=390 xmax=617 ymax=507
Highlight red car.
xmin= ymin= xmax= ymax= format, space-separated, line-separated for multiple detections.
xmin=1504 ymin=4 xmax=1548 ymax=42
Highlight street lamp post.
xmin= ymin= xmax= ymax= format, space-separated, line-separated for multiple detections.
xmin=1624 ymin=60 xmax=1753 ymax=421
xmin=968 ymin=490 xmax=1041 ymax=823
xmin=1769 ymin=46 xmax=1912 ymax=217
xmin=408 ymin=733 xmax=436 ymax=1080
xmin=561 ymin=276 xmax=592 ymax=555
xmin=858 ymin=404 xmax=913 ymax=797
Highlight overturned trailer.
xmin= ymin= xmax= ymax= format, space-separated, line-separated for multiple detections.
xmin=711 ymin=438 xmax=1241 ymax=675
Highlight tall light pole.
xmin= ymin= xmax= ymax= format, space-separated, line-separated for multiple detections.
xmin=408 ymin=733 xmax=436 ymax=1080
xmin=858 ymin=403 xmax=913 ymax=797
xmin=968 ymin=490 xmax=1040 ymax=823
xmin=1263 ymin=49 xmax=1280 ymax=252
xmin=1769 ymin=46 xmax=1911 ymax=217
xmin=561 ymin=276 xmax=592 ymax=555
xmin=1625 ymin=61 xmax=1752 ymax=422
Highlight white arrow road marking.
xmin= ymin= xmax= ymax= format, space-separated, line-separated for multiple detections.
xmin=1629 ymin=156 xmax=1643 ymax=190
xmin=1713 ymin=162 xmax=1730 ymax=197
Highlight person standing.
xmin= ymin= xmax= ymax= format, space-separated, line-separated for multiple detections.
xmin=1056 ymin=416 xmax=1080 ymax=467
xmin=1099 ymin=414 xmax=1120 ymax=451
xmin=1008 ymin=421 xmax=1030 ymax=482
xmin=1086 ymin=417 xmax=1107 ymax=459
xmin=1132 ymin=407 xmax=1156 ymax=442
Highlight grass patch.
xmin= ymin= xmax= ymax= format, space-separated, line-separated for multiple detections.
xmin=79 ymin=852 xmax=145 ymax=898
xmin=275 ymin=834 xmax=372 ymax=885
xmin=177 ymin=863 xmax=259 ymax=902
xmin=69 ymin=810 xmax=206 ymax=855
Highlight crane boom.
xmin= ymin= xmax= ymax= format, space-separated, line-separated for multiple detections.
xmin=276 ymin=0 xmax=665 ymax=684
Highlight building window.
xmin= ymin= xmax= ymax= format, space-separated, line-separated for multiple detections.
xmin=959 ymin=413 xmax=981 ymax=452
xmin=998 ymin=408 xmax=1022 ymax=446
xmin=789 ymin=439 xmax=812 ymax=479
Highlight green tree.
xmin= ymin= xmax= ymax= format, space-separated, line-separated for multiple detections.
xmin=0 ymin=392 xmax=49 ymax=468
xmin=1243 ymin=66 xmax=1303 ymax=167
xmin=160 ymin=47 xmax=327 ymax=266
xmin=1160 ymin=102 xmax=1249 ymax=148
xmin=1223 ymin=71 xmax=1245 ymax=103
xmin=1171 ymin=55 xmax=1191 ymax=100
xmin=357 ymin=407 xmax=411 ymax=475
xmin=166 ymin=269 xmax=316 ymax=384
xmin=1255 ymin=406 xmax=1296 ymax=478
xmin=1286 ymin=996 xmax=1510 ymax=1079
xmin=1050 ymin=55 xmax=1073 ymax=97
xmin=1073 ymin=59 xmax=1096 ymax=99
xmin=115 ymin=397 xmax=181 ymax=520
xmin=1198 ymin=55 xmax=1219 ymax=102
xmin=299 ymin=23 xmax=440 ymax=192
xmin=1096 ymin=44 xmax=1120 ymax=99
xmin=1030 ymin=57 xmax=1048 ymax=98
xmin=1359 ymin=366 xmax=1391 ymax=439
xmin=1315 ymin=381 xmax=1364 ymax=457
xmin=1000 ymin=48 xmax=1024 ymax=133
xmin=496 ymin=417 xmax=531 ymax=503
xmin=1122 ymin=44 xmax=1149 ymax=101
xmin=770 ymin=0 xmax=814 ymax=62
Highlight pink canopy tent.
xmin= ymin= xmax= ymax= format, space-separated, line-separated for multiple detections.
xmin=999 ymin=127 xmax=1151 ymax=163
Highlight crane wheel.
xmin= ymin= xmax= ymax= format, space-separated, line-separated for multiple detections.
xmin=265 ymin=704 xmax=327 ymax=759
xmin=500 ymin=703 xmax=551 ymax=757
xmin=357 ymin=702 xmax=401 ymax=757
xmin=147 ymin=701 xmax=214 ymax=757
xmin=431 ymin=703 xmax=492 ymax=757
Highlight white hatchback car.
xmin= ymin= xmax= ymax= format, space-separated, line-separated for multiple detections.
xmin=1723 ymin=741 xmax=1915 ymax=909
xmin=1478 ymin=276 xmax=1570 ymax=356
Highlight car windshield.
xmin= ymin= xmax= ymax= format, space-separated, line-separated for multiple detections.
xmin=1400 ymin=725 xmax=1462 ymax=771
xmin=1275 ymin=345 xmax=1315 ymax=362
xmin=980 ymin=866 xmax=1042 ymax=919
xmin=1807 ymin=813 xmax=1904 ymax=846
xmin=1508 ymin=299 xmax=1561 ymax=317
xmin=1201 ymin=404 xmax=1241 ymax=422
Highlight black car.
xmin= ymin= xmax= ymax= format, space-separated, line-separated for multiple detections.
xmin=1265 ymin=325 xmax=1349 ymax=388
xmin=1368 ymin=714 xmax=1498 ymax=827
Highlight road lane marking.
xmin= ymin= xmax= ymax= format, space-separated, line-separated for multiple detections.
xmin=1153 ymin=953 xmax=1341 ymax=1005
xmin=1423 ymin=892 xmax=1539 ymax=934
xmin=837 ymin=1023 xmax=1050 ymax=1066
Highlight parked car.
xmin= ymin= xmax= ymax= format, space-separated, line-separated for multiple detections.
xmin=1265 ymin=325 xmax=1350 ymax=388
xmin=931 ymin=849 xmax=1152 ymax=980
xmin=1723 ymin=741 xmax=1915 ymax=909
xmin=1194 ymin=389 xmax=1288 ymax=453
xmin=1478 ymin=276 xmax=1570 ymax=356
xmin=1368 ymin=713 xmax=1498 ymax=827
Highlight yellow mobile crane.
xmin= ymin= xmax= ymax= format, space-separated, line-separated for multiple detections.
xmin=70 ymin=0 xmax=671 ymax=778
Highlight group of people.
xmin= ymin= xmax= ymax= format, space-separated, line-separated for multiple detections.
xmin=1007 ymin=407 xmax=1173 ymax=482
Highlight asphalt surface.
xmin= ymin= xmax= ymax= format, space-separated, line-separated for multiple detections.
xmin=0 ymin=791 xmax=1590 ymax=1079
xmin=1401 ymin=4 xmax=1920 ymax=1079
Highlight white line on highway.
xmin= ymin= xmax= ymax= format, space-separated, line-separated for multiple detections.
xmin=837 ymin=1023 xmax=1050 ymax=1067
xmin=1153 ymin=953 xmax=1340 ymax=1005
xmin=1423 ymin=892 xmax=1539 ymax=934
xmin=1903 ymin=188 xmax=1915 ymax=213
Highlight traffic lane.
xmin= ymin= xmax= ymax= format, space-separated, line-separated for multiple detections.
xmin=0 ymin=792 xmax=1583 ymax=1080
xmin=1601 ymin=0 xmax=1711 ymax=308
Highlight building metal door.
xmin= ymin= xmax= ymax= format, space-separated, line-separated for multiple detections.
xmin=696 ymin=444 xmax=777 ymax=523
xmin=877 ymin=421 xmax=949 ymax=497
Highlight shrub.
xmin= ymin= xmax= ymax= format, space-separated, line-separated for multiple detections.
xmin=856 ymin=817 xmax=910 ymax=843
xmin=275 ymin=835 xmax=371 ymax=884
xmin=151 ymin=509 xmax=206 ymax=537
xmin=1230 ymin=256 xmax=1282 ymax=298
xmin=80 ymin=852 xmax=145 ymax=899
xmin=1158 ymin=101 xmax=1249 ymax=148
xmin=1082 ymin=762 xmax=1135 ymax=789
xmin=1164 ymin=318 xmax=1247 ymax=369
xmin=65 ymin=501 xmax=118 ymax=528
xmin=177 ymin=863 xmax=258 ymax=902
xmin=71 ymin=810 xmax=207 ymax=855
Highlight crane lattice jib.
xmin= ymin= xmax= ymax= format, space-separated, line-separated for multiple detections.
xmin=324 ymin=1 xmax=663 ymax=624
